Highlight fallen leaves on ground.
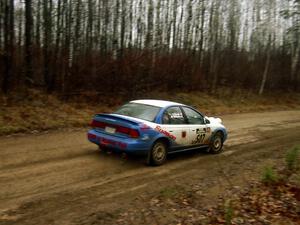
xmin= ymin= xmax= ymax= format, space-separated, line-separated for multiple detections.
xmin=88 ymin=175 xmax=300 ymax=225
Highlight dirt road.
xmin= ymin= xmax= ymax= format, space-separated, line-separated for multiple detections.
xmin=1 ymin=110 xmax=300 ymax=225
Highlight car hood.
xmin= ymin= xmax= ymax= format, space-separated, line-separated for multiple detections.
xmin=206 ymin=116 xmax=223 ymax=124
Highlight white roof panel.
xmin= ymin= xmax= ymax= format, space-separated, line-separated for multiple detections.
xmin=130 ymin=99 xmax=184 ymax=108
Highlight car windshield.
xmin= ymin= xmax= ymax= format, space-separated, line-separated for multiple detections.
xmin=114 ymin=103 xmax=161 ymax=122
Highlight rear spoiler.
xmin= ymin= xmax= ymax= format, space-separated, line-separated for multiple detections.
xmin=94 ymin=113 xmax=139 ymax=126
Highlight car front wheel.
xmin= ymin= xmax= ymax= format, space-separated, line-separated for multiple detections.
xmin=209 ymin=132 xmax=224 ymax=154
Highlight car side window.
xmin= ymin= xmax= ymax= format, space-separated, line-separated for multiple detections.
xmin=182 ymin=107 xmax=204 ymax=124
xmin=162 ymin=107 xmax=185 ymax=124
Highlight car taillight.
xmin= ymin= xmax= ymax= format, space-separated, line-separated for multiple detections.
xmin=129 ymin=129 xmax=139 ymax=138
xmin=90 ymin=121 xmax=139 ymax=138
xmin=116 ymin=126 xmax=130 ymax=134
xmin=115 ymin=125 xmax=139 ymax=138
xmin=90 ymin=120 xmax=106 ymax=128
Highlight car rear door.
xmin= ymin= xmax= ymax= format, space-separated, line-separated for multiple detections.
xmin=181 ymin=107 xmax=211 ymax=146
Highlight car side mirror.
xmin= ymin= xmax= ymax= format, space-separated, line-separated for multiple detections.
xmin=205 ymin=118 xmax=210 ymax=124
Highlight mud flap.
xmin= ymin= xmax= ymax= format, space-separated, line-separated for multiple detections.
xmin=146 ymin=150 xmax=152 ymax=165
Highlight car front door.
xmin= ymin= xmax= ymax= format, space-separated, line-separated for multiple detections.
xmin=160 ymin=106 xmax=190 ymax=150
xmin=181 ymin=107 xmax=211 ymax=146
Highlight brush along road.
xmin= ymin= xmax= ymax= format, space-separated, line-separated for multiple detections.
xmin=0 ymin=110 xmax=299 ymax=225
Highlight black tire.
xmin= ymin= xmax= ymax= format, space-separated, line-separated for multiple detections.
xmin=209 ymin=132 xmax=224 ymax=154
xmin=98 ymin=145 xmax=109 ymax=152
xmin=149 ymin=141 xmax=167 ymax=166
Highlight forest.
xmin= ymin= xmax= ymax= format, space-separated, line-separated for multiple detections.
xmin=0 ymin=0 xmax=300 ymax=97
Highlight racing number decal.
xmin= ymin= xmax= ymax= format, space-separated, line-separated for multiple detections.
xmin=192 ymin=129 xmax=206 ymax=144
xmin=197 ymin=133 xmax=206 ymax=143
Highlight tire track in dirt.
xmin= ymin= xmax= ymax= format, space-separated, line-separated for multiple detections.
xmin=0 ymin=110 xmax=299 ymax=225
xmin=2 ymin=129 xmax=299 ymax=225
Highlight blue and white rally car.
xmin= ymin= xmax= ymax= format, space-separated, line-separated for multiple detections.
xmin=88 ymin=100 xmax=227 ymax=166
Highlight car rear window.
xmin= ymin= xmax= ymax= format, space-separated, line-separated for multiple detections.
xmin=114 ymin=103 xmax=161 ymax=122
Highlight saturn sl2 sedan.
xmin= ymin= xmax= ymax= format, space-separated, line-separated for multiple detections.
xmin=87 ymin=100 xmax=227 ymax=166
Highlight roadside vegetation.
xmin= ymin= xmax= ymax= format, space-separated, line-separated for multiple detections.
xmin=89 ymin=146 xmax=300 ymax=224
xmin=1 ymin=0 xmax=300 ymax=137
xmin=1 ymin=89 xmax=300 ymax=136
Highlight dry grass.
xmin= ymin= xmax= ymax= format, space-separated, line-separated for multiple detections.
xmin=0 ymin=90 xmax=110 ymax=135
xmin=0 ymin=89 xmax=299 ymax=136
xmin=144 ymin=88 xmax=300 ymax=116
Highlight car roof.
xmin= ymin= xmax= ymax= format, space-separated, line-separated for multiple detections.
xmin=130 ymin=99 xmax=185 ymax=108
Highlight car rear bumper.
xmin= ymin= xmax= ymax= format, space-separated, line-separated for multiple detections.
xmin=87 ymin=129 xmax=150 ymax=155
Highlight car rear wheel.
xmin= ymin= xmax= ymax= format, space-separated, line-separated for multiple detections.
xmin=209 ymin=132 xmax=224 ymax=154
xmin=149 ymin=141 xmax=167 ymax=166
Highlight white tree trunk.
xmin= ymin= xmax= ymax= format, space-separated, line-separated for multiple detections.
xmin=259 ymin=49 xmax=271 ymax=95
xmin=291 ymin=44 xmax=300 ymax=83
